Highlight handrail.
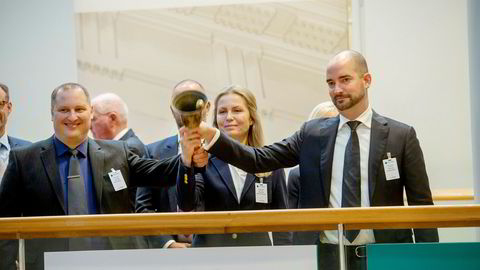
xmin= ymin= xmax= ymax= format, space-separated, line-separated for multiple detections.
xmin=0 ymin=205 xmax=479 ymax=240
xmin=431 ymin=188 xmax=474 ymax=201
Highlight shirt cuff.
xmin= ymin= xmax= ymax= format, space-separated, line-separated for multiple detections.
xmin=163 ymin=240 xmax=176 ymax=248
xmin=203 ymin=128 xmax=220 ymax=151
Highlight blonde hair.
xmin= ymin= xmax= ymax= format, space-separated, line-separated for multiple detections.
xmin=213 ymin=85 xmax=264 ymax=147
xmin=213 ymin=85 xmax=272 ymax=177
xmin=308 ymin=101 xmax=338 ymax=120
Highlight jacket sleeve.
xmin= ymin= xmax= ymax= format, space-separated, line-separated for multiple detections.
xmin=208 ymin=123 xmax=307 ymax=173
xmin=176 ymin=162 xmax=202 ymax=212
xmin=402 ymin=127 xmax=439 ymax=242
xmin=127 ymin=145 xmax=181 ymax=187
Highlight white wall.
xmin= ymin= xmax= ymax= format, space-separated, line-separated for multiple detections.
xmin=353 ymin=0 xmax=472 ymax=191
xmin=353 ymin=0 xmax=473 ymax=242
xmin=0 ymin=0 xmax=77 ymax=141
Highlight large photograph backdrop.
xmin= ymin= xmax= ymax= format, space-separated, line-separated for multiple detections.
xmin=1 ymin=0 xmax=473 ymax=242
xmin=75 ymin=0 xmax=350 ymax=142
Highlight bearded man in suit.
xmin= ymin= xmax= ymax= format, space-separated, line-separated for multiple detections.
xmin=136 ymin=79 xmax=210 ymax=249
xmin=185 ymin=50 xmax=439 ymax=270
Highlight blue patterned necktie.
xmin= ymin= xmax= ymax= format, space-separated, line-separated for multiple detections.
xmin=342 ymin=121 xmax=361 ymax=242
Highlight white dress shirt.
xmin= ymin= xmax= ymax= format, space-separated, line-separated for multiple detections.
xmin=113 ymin=128 xmax=129 ymax=141
xmin=320 ymin=105 xmax=376 ymax=245
xmin=229 ymin=165 xmax=247 ymax=203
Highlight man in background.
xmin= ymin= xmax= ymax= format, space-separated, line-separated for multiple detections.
xmin=287 ymin=101 xmax=338 ymax=245
xmin=91 ymin=92 xmax=149 ymax=249
xmin=0 ymin=83 xmax=32 ymax=270
xmin=0 ymin=83 xmax=31 ymax=182
xmin=91 ymin=93 xmax=147 ymax=158
xmin=136 ymin=79 xmax=210 ymax=248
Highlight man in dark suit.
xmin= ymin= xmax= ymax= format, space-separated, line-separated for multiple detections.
xmin=0 ymin=83 xmax=204 ymax=270
xmin=136 ymin=79 xmax=210 ymax=249
xmin=136 ymin=135 xmax=187 ymax=248
xmin=91 ymin=92 xmax=149 ymax=249
xmin=0 ymin=83 xmax=32 ymax=270
xmin=188 ymin=50 xmax=438 ymax=269
xmin=0 ymin=83 xmax=32 ymax=180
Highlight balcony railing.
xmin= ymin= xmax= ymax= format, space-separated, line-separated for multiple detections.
xmin=1 ymin=204 xmax=479 ymax=240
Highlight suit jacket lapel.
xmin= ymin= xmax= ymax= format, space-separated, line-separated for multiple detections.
xmin=368 ymin=111 xmax=389 ymax=201
xmin=40 ymin=137 xmax=66 ymax=213
xmin=119 ymin=128 xmax=134 ymax=141
xmin=7 ymin=136 xmax=17 ymax=148
xmin=240 ymin=173 xmax=256 ymax=202
xmin=320 ymin=117 xmax=340 ymax=204
xmin=211 ymin=157 xmax=239 ymax=202
xmin=163 ymin=136 xmax=179 ymax=159
xmin=88 ymin=139 xmax=105 ymax=208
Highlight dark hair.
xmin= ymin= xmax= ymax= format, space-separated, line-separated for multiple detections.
xmin=0 ymin=83 xmax=10 ymax=101
xmin=51 ymin=83 xmax=90 ymax=115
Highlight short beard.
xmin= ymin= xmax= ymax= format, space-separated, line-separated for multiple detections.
xmin=333 ymin=92 xmax=364 ymax=111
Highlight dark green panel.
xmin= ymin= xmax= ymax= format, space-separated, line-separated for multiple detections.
xmin=368 ymin=242 xmax=480 ymax=270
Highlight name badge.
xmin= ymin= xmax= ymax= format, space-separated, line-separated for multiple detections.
xmin=255 ymin=178 xmax=268 ymax=204
xmin=383 ymin=152 xmax=400 ymax=181
xmin=108 ymin=168 xmax=127 ymax=191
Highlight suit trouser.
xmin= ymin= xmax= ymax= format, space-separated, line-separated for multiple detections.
xmin=317 ymin=243 xmax=367 ymax=270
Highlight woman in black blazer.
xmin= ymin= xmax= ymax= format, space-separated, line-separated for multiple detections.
xmin=177 ymin=85 xmax=291 ymax=247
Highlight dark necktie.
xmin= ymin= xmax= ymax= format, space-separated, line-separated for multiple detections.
xmin=67 ymin=149 xmax=95 ymax=251
xmin=342 ymin=121 xmax=361 ymax=242
xmin=68 ymin=149 xmax=87 ymax=215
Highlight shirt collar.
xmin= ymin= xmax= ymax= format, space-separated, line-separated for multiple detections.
xmin=0 ymin=132 xmax=10 ymax=151
xmin=113 ymin=128 xmax=129 ymax=141
xmin=338 ymin=104 xmax=373 ymax=130
xmin=53 ymin=136 xmax=88 ymax=158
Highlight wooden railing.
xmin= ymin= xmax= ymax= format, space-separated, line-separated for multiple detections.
xmin=0 ymin=205 xmax=479 ymax=240
xmin=431 ymin=188 xmax=474 ymax=201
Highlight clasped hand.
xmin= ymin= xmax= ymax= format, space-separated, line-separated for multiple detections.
xmin=179 ymin=126 xmax=208 ymax=168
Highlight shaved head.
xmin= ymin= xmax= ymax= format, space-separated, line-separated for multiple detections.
xmin=171 ymin=79 xmax=210 ymax=128
xmin=328 ymin=50 xmax=369 ymax=77
xmin=90 ymin=93 xmax=129 ymax=139
xmin=91 ymin=93 xmax=129 ymax=124
xmin=172 ymin=79 xmax=205 ymax=100
xmin=325 ymin=50 xmax=371 ymax=119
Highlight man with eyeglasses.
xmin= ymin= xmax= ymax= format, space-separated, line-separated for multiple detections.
xmin=0 ymin=83 xmax=32 ymax=270
xmin=0 ymin=83 xmax=31 ymax=183
xmin=90 ymin=92 xmax=149 ymax=249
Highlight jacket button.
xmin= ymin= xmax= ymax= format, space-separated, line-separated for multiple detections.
xmin=232 ymin=233 xmax=237 ymax=239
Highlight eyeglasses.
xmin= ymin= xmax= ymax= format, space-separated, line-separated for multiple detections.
xmin=0 ymin=100 xmax=10 ymax=109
